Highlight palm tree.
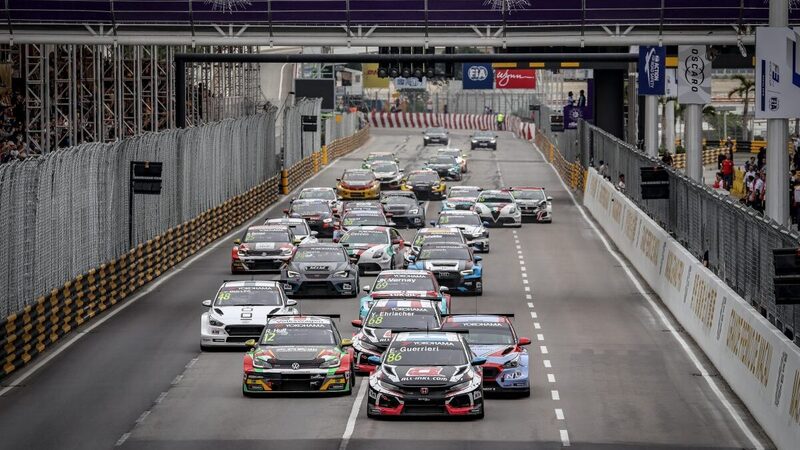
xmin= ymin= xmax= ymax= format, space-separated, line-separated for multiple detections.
xmin=727 ymin=75 xmax=755 ymax=141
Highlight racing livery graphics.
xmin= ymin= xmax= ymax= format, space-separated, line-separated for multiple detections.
xmin=358 ymin=270 xmax=451 ymax=319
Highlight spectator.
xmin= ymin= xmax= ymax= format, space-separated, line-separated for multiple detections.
xmin=717 ymin=149 xmax=726 ymax=170
xmin=577 ymin=90 xmax=586 ymax=108
xmin=793 ymin=139 xmax=800 ymax=171
xmin=566 ymin=91 xmax=575 ymax=106
xmin=496 ymin=112 xmax=505 ymax=131
xmin=661 ymin=152 xmax=673 ymax=166
xmin=757 ymin=146 xmax=766 ymax=170
xmin=721 ymin=154 xmax=734 ymax=190
xmin=745 ymin=156 xmax=756 ymax=173
xmin=752 ymin=171 xmax=765 ymax=212
xmin=725 ymin=136 xmax=734 ymax=154
xmin=617 ymin=174 xmax=626 ymax=192
xmin=713 ymin=172 xmax=723 ymax=190
xmin=598 ymin=160 xmax=609 ymax=180
xmin=745 ymin=167 xmax=756 ymax=197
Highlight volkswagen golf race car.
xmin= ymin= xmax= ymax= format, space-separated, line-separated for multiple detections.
xmin=242 ymin=315 xmax=355 ymax=396
xmin=335 ymin=209 xmax=395 ymax=241
xmin=422 ymin=128 xmax=450 ymax=146
xmin=366 ymin=331 xmax=486 ymax=419
xmin=371 ymin=161 xmax=404 ymax=190
xmin=284 ymin=199 xmax=338 ymax=238
xmin=264 ymin=217 xmax=319 ymax=245
xmin=424 ymin=154 xmax=462 ymax=181
xmin=338 ymin=226 xmax=406 ymax=275
xmin=433 ymin=210 xmax=489 ymax=252
xmin=200 ymin=280 xmax=298 ymax=350
xmin=358 ymin=270 xmax=451 ymax=319
xmin=380 ymin=191 xmax=425 ymax=228
xmin=472 ymin=190 xmax=521 ymax=228
xmin=407 ymin=243 xmax=483 ymax=295
xmin=400 ymin=169 xmax=446 ymax=200
xmin=351 ymin=299 xmax=443 ymax=374
xmin=337 ymin=169 xmax=380 ymax=200
xmin=442 ymin=186 xmax=482 ymax=211
xmin=281 ymin=243 xmax=360 ymax=298
xmin=441 ymin=315 xmax=531 ymax=397
xmin=293 ymin=187 xmax=340 ymax=211
xmin=509 ymin=186 xmax=553 ymax=223
xmin=231 ymin=225 xmax=298 ymax=274
xmin=470 ymin=131 xmax=497 ymax=150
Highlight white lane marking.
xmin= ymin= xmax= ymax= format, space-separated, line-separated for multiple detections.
xmin=171 ymin=374 xmax=184 ymax=386
xmin=527 ymin=302 xmax=534 ymax=308
xmin=551 ymin=389 xmax=560 ymax=400
xmin=185 ymin=357 xmax=199 ymax=369
xmin=522 ymin=279 xmax=529 ymax=284
xmin=135 ymin=410 xmax=151 ymax=425
xmin=520 ymin=266 xmax=526 ymax=272
xmin=547 ymin=373 xmax=556 ymax=383
xmin=544 ymin=360 xmax=552 ymax=368
xmin=537 ymin=334 xmax=544 ymax=341
xmin=521 ymin=273 xmax=528 ymax=278
xmin=115 ymin=433 xmax=131 ymax=447
xmin=517 ymin=250 xmax=523 ymax=254
xmin=555 ymin=408 xmax=565 ymax=420
xmin=524 ymin=286 xmax=531 ymax=292
xmin=560 ymin=429 xmax=571 ymax=447
xmin=534 ymin=322 xmax=541 ymax=329
xmin=154 ymin=392 xmax=168 ymax=404
xmin=525 ymin=294 xmax=532 ymax=300
xmin=532 ymin=143 xmax=765 ymax=450
xmin=540 ymin=346 xmax=548 ymax=354
xmin=530 ymin=311 xmax=538 ymax=319
xmin=339 ymin=378 xmax=368 ymax=450
xmin=516 ymin=245 xmax=521 ymax=250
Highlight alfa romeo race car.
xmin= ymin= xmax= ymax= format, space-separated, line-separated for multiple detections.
xmin=441 ymin=315 xmax=531 ymax=396
xmin=281 ymin=243 xmax=360 ymax=298
xmin=422 ymin=127 xmax=450 ymax=146
xmin=293 ymin=187 xmax=340 ymax=211
xmin=242 ymin=315 xmax=355 ymax=395
xmin=264 ymin=217 xmax=319 ymax=245
xmin=380 ymin=191 xmax=425 ymax=228
xmin=437 ymin=148 xmax=468 ymax=173
xmin=284 ymin=199 xmax=338 ymax=238
xmin=509 ymin=186 xmax=553 ymax=223
xmin=337 ymin=169 xmax=380 ymax=200
xmin=400 ymin=169 xmax=446 ymax=201
xmin=470 ymin=131 xmax=497 ymax=150
xmin=433 ymin=210 xmax=489 ymax=252
xmin=338 ymin=226 xmax=406 ymax=275
xmin=407 ymin=227 xmax=467 ymax=264
xmin=351 ymin=299 xmax=442 ymax=374
xmin=407 ymin=243 xmax=483 ymax=295
xmin=231 ymin=225 xmax=298 ymax=273
xmin=442 ymin=186 xmax=482 ymax=211
xmin=472 ymin=190 xmax=521 ymax=228
xmin=371 ymin=161 xmax=404 ymax=190
xmin=366 ymin=331 xmax=486 ymax=419
xmin=200 ymin=280 xmax=298 ymax=350
xmin=424 ymin=154 xmax=462 ymax=181
xmin=362 ymin=152 xmax=399 ymax=169
xmin=358 ymin=270 xmax=451 ymax=319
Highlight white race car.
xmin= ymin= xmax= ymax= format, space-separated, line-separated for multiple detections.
xmin=472 ymin=190 xmax=522 ymax=228
xmin=433 ymin=210 xmax=490 ymax=252
xmin=293 ymin=187 xmax=340 ymax=212
xmin=338 ymin=226 xmax=406 ymax=274
xmin=200 ymin=280 xmax=298 ymax=350
xmin=508 ymin=186 xmax=553 ymax=223
xmin=264 ymin=217 xmax=320 ymax=244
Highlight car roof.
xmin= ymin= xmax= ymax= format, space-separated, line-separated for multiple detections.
xmin=247 ymin=225 xmax=291 ymax=232
xmin=509 ymin=186 xmax=545 ymax=191
xmin=297 ymin=242 xmax=343 ymax=249
xmin=438 ymin=210 xmax=479 ymax=216
xmin=292 ymin=198 xmax=330 ymax=205
xmin=300 ymin=187 xmax=335 ymax=192
xmin=221 ymin=280 xmax=282 ymax=288
xmin=343 ymin=168 xmax=373 ymax=174
xmin=266 ymin=218 xmax=306 ymax=224
xmin=408 ymin=169 xmax=438 ymax=175
xmin=418 ymin=227 xmax=461 ymax=234
xmin=344 ymin=226 xmax=389 ymax=232
xmin=373 ymin=298 xmax=437 ymax=309
xmin=367 ymin=152 xmax=394 ymax=156
xmin=344 ymin=209 xmax=383 ymax=216
xmin=450 ymin=185 xmax=481 ymax=190
xmin=378 ymin=269 xmax=433 ymax=277
xmin=479 ymin=189 xmax=511 ymax=195
xmin=443 ymin=315 xmax=512 ymax=324
xmin=419 ymin=242 xmax=471 ymax=250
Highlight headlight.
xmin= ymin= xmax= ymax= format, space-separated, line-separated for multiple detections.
xmin=490 ymin=139 xmax=496 ymax=143
xmin=353 ymin=338 xmax=380 ymax=353
xmin=208 ymin=316 xmax=224 ymax=327
xmin=448 ymin=380 xmax=472 ymax=393
xmin=503 ymin=354 xmax=520 ymax=369
xmin=471 ymin=139 xmax=477 ymax=143
xmin=448 ymin=167 xmax=459 ymax=172
xmin=320 ymin=357 xmax=341 ymax=368
xmin=287 ymin=270 xmax=301 ymax=278
xmin=252 ymin=356 xmax=272 ymax=369
xmin=408 ymin=208 xmax=419 ymax=214
xmin=333 ymin=270 xmax=350 ymax=278
xmin=444 ymin=202 xmax=454 ymax=209
xmin=460 ymin=269 xmax=473 ymax=275
xmin=281 ymin=247 xmax=293 ymax=256
xmin=372 ymin=251 xmax=384 ymax=259
xmin=323 ymin=218 xmax=333 ymax=223
xmin=508 ymin=206 xmax=517 ymax=214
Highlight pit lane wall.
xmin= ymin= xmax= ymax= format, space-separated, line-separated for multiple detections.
xmin=368 ymin=112 xmax=495 ymax=130
xmin=583 ymin=168 xmax=800 ymax=450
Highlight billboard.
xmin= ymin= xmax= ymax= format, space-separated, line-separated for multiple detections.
xmin=294 ymin=79 xmax=335 ymax=110
xmin=462 ymin=63 xmax=494 ymax=90
xmin=677 ymin=45 xmax=711 ymax=104
xmin=563 ymin=105 xmax=590 ymax=129
xmin=362 ymin=63 xmax=389 ymax=89
xmin=638 ymin=46 xmax=666 ymax=95
xmin=495 ymin=69 xmax=536 ymax=89
xmin=755 ymin=27 xmax=800 ymax=119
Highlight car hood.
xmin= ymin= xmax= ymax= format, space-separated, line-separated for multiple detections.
xmin=383 ymin=203 xmax=412 ymax=214
xmin=341 ymin=180 xmax=375 ymax=188
xmin=420 ymin=259 xmax=470 ymax=271
xmin=211 ymin=305 xmax=290 ymax=325
xmin=360 ymin=327 xmax=395 ymax=349
xmin=375 ymin=171 xmax=400 ymax=178
xmin=244 ymin=242 xmax=292 ymax=251
xmin=292 ymin=261 xmax=349 ymax=273
xmin=409 ymin=181 xmax=438 ymax=187
xmin=427 ymin=163 xmax=456 ymax=170
xmin=442 ymin=224 xmax=483 ymax=235
xmin=469 ymin=344 xmax=516 ymax=359
xmin=389 ymin=365 xmax=465 ymax=386
xmin=344 ymin=243 xmax=387 ymax=255
xmin=473 ymin=136 xmax=494 ymax=141
xmin=447 ymin=197 xmax=476 ymax=204
xmin=256 ymin=345 xmax=340 ymax=364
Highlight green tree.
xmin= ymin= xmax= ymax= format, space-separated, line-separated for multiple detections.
xmin=727 ymin=75 xmax=755 ymax=141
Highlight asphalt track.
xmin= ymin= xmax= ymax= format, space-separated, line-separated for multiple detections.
xmin=0 ymin=129 xmax=773 ymax=449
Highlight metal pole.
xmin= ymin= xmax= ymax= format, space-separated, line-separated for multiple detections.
xmin=176 ymin=59 xmax=186 ymax=128
xmin=626 ymin=63 xmax=638 ymax=146
xmin=723 ymin=111 xmax=727 ymax=139
xmin=129 ymin=162 xmax=135 ymax=248
xmin=665 ymin=99 xmax=675 ymax=153
xmin=766 ymin=0 xmax=790 ymax=225
xmin=685 ymin=104 xmax=703 ymax=182
xmin=645 ymin=95 xmax=658 ymax=157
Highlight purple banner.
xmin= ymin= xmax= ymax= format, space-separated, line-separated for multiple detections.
xmin=563 ymin=105 xmax=591 ymax=130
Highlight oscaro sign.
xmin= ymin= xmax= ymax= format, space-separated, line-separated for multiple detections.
xmin=683 ymin=48 xmax=706 ymax=93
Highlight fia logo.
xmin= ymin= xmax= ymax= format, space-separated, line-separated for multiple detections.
xmin=468 ymin=66 xmax=489 ymax=82
xmin=769 ymin=62 xmax=780 ymax=86
xmin=770 ymin=97 xmax=780 ymax=111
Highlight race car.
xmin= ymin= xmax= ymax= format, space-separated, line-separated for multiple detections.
xmin=442 ymin=186 xmax=482 ymax=211
xmin=371 ymin=161 xmax=404 ymax=190
xmin=366 ymin=331 xmax=486 ymax=419
xmin=407 ymin=243 xmax=483 ymax=295
xmin=264 ymin=217 xmax=319 ymax=245
xmin=422 ymin=127 xmax=450 ymax=146
xmin=358 ymin=270 xmax=451 ymax=319
xmin=337 ymin=169 xmax=380 ymax=200
xmin=338 ymin=226 xmax=406 ymax=275
xmin=400 ymin=169 xmax=446 ymax=200
xmin=472 ymin=190 xmax=522 ymax=228
xmin=509 ymin=186 xmax=553 ymax=223
xmin=281 ymin=243 xmax=360 ymax=298
xmin=424 ymin=154 xmax=462 ymax=181
xmin=362 ymin=151 xmax=399 ymax=169
xmin=340 ymin=200 xmax=385 ymax=215
xmin=231 ymin=225 xmax=298 ymax=273
xmin=242 ymin=315 xmax=355 ymax=396
xmin=284 ymin=199 xmax=338 ymax=238
xmin=335 ymin=209 xmax=395 ymax=240
xmin=433 ymin=210 xmax=489 ymax=253
xmin=470 ymin=131 xmax=497 ymax=150
xmin=351 ymin=299 xmax=442 ymax=374
xmin=293 ymin=187 xmax=340 ymax=211
xmin=441 ymin=314 xmax=531 ymax=397
xmin=380 ymin=191 xmax=425 ymax=228
xmin=437 ymin=148 xmax=468 ymax=173
xmin=407 ymin=227 xmax=467 ymax=264
xmin=200 ymin=280 xmax=298 ymax=350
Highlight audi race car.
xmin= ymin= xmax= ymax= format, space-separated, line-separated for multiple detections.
xmin=335 ymin=209 xmax=395 ymax=241
xmin=338 ymin=226 xmax=406 ymax=275
xmin=284 ymin=199 xmax=338 ymax=238
xmin=362 ymin=152 xmax=399 ymax=169
xmin=371 ymin=161 xmax=404 ymax=190
xmin=281 ymin=243 xmax=360 ymax=298
xmin=509 ymin=186 xmax=553 ymax=223
xmin=437 ymin=148 xmax=468 ymax=173
xmin=337 ymin=169 xmax=380 ymax=200
xmin=470 ymin=131 xmax=497 ymax=150
xmin=242 ymin=315 xmax=355 ymax=396
xmin=424 ymin=154 xmax=463 ymax=181
xmin=473 ymin=190 xmax=522 ymax=228
xmin=400 ymin=169 xmax=446 ymax=201
xmin=433 ymin=210 xmax=489 ymax=253
xmin=231 ymin=225 xmax=298 ymax=274
xmin=293 ymin=187 xmax=340 ymax=211
xmin=351 ymin=299 xmax=443 ymax=374
xmin=264 ymin=217 xmax=319 ymax=245
xmin=441 ymin=315 xmax=531 ymax=397
xmin=366 ymin=331 xmax=486 ymax=419
xmin=200 ymin=280 xmax=298 ymax=350
xmin=422 ymin=127 xmax=450 ymax=146
xmin=407 ymin=243 xmax=483 ymax=295
xmin=407 ymin=227 xmax=467 ymax=264
xmin=358 ymin=270 xmax=451 ymax=319
xmin=380 ymin=191 xmax=425 ymax=228
xmin=442 ymin=186 xmax=482 ymax=211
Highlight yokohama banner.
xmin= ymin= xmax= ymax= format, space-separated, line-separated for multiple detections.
xmin=495 ymin=69 xmax=536 ymax=89
xmin=368 ymin=112 xmax=496 ymax=130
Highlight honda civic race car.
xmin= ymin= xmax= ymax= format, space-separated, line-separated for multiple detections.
xmin=380 ymin=191 xmax=425 ymax=228
xmin=351 ymin=299 xmax=443 ymax=374
xmin=358 ymin=270 xmax=451 ymax=319
xmin=472 ymin=190 xmax=521 ymax=228
xmin=284 ymin=199 xmax=338 ymax=238
xmin=441 ymin=315 xmax=531 ymax=397
xmin=231 ymin=225 xmax=298 ymax=274
xmin=424 ymin=154 xmax=462 ymax=181
xmin=242 ymin=315 xmax=355 ymax=396
xmin=338 ymin=226 xmax=406 ymax=275
xmin=281 ymin=243 xmax=360 ymax=298
xmin=433 ymin=210 xmax=489 ymax=253
xmin=437 ymin=148 xmax=468 ymax=173
xmin=371 ymin=161 xmax=404 ymax=190
xmin=264 ymin=217 xmax=319 ymax=245
xmin=200 ymin=280 xmax=298 ymax=350
xmin=509 ymin=186 xmax=553 ymax=223
xmin=400 ymin=169 xmax=446 ymax=200
xmin=422 ymin=127 xmax=450 ymax=146
xmin=293 ymin=187 xmax=340 ymax=211
xmin=470 ymin=131 xmax=497 ymax=150
xmin=407 ymin=243 xmax=483 ymax=295
xmin=442 ymin=186 xmax=483 ymax=211
xmin=366 ymin=331 xmax=486 ymax=419
xmin=337 ymin=169 xmax=380 ymax=200
xmin=362 ymin=152 xmax=399 ymax=169
xmin=334 ymin=209 xmax=395 ymax=240
xmin=407 ymin=227 xmax=467 ymax=264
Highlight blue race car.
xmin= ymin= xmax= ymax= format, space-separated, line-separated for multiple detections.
xmin=357 ymin=270 xmax=451 ymax=319
xmin=406 ymin=243 xmax=482 ymax=295
xmin=441 ymin=314 xmax=531 ymax=397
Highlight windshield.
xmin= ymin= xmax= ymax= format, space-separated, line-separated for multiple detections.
xmin=474 ymin=132 xmax=494 ymax=138
xmin=426 ymin=128 xmax=446 ymax=134
xmin=408 ymin=172 xmax=439 ymax=183
xmin=418 ymin=247 xmax=471 ymax=261
xmin=292 ymin=202 xmax=329 ymax=215
xmin=261 ymin=322 xmax=336 ymax=345
xmin=384 ymin=197 xmax=416 ymax=207
xmin=449 ymin=187 xmax=481 ymax=198
xmin=413 ymin=232 xmax=462 ymax=247
xmin=244 ymin=229 xmax=291 ymax=243
xmin=371 ymin=162 xmax=398 ymax=172
xmin=438 ymin=214 xmax=481 ymax=226
xmin=293 ymin=247 xmax=346 ymax=262
xmin=299 ymin=189 xmax=335 ymax=201
xmin=438 ymin=150 xmax=460 ymax=158
xmin=266 ymin=221 xmax=309 ymax=236
xmin=429 ymin=156 xmax=457 ymax=165
xmin=367 ymin=153 xmax=394 ymax=162
xmin=385 ymin=340 xmax=467 ymax=366
xmin=365 ymin=306 xmax=440 ymax=329
xmin=512 ymin=190 xmax=546 ymax=201
xmin=477 ymin=193 xmax=513 ymax=204
xmin=342 ymin=213 xmax=386 ymax=227
xmin=214 ymin=285 xmax=283 ymax=307
xmin=341 ymin=230 xmax=388 ymax=245
xmin=442 ymin=322 xmax=515 ymax=345
xmin=343 ymin=171 xmax=374 ymax=182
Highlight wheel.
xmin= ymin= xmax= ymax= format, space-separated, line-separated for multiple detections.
xmin=475 ymin=280 xmax=483 ymax=296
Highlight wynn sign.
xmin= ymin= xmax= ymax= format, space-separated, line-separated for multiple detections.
xmin=494 ymin=69 xmax=536 ymax=89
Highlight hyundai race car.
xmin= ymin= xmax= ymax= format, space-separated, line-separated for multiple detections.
xmin=472 ymin=190 xmax=521 ymax=228
xmin=509 ymin=187 xmax=553 ymax=223
xmin=433 ymin=210 xmax=489 ymax=252
xmin=362 ymin=152 xmax=399 ymax=169
xmin=351 ymin=299 xmax=442 ymax=374
xmin=337 ymin=169 xmax=380 ymax=200
xmin=338 ymin=226 xmax=406 ymax=275
xmin=200 ymin=280 xmax=298 ymax=350
xmin=242 ymin=315 xmax=355 ymax=395
xmin=231 ymin=225 xmax=298 ymax=274
xmin=400 ymin=169 xmax=446 ymax=201
xmin=422 ymin=127 xmax=450 ymax=146
xmin=470 ymin=131 xmax=497 ymax=150
xmin=264 ymin=217 xmax=319 ymax=245
xmin=437 ymin=148 xmax=468 ymax=173
xmin=371 ymin=161 xmax=404 ymax=190
xmin=380 ymin=191 xmax=425 ymax=228
xmin=406 ymin=227 xmax=467 ymax=264
xmin=284 ymin=199 xmax=338 ymax=238
xmin=441 ymin=315 xmax=531 ymax=396
xmin=424 ymin=154 xmax=462 ymax=181
xmin=407 ymin=243 xmax=483 ymax=295
xmin=366 ymin=331 xmax=486 ymax=419
xmin=281 ymin=243 xmax=360 ymax=298
xmin=293 ymin=187 xmax=340 ymax=211
xmin=358 ymin=270 xmax=451 ymax=319
xmin=442 ymin=186 xmax=482 ymax=211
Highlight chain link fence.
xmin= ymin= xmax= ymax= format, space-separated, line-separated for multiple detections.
xmin=0 ymin=112 xmax=278 ymax=318
xmin=282 ymin=98 xmax=322 ymax=168
xmin=585 ymin=122 xmax=800 ymax=343
xmin=324 ymin=112 xmax=361 ymax=146
xmin=436 ymin=90 xmax=537 ymax=117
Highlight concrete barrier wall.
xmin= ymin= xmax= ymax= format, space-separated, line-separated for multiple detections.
xmin=583 ymin=168 xmax=800 ymax=450
xmin=368 ymin=112 xmax=495 ymax=130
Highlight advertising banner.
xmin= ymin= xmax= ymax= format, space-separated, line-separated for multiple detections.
xmin=563 ymin=105 xmax=590 ymax=129
xmin=495 ymin=69 xmax=536 ymax=89
xmin=392 ymin=77 xmax=428 ymax=90
xmin=677 ymin=45 xmax=712 ymax=104
xmin=755 ymin=27 xmax=800 ymax=119
xmin=362 ymin=63 xmax=389 ymax=89
xmin=462 ymin=63 xmax=494 ymax=90
xmin=638 ymin=46 xmax=666 ymax=95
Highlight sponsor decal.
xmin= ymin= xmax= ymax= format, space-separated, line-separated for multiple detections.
xmin=494 ymin=69 xmax=536 ymax=89
xmin=663 ymin=250 xmax=685 ymax=292
xmin=725 ymin=309 xmax=773 ymax=387
xmin=677 ymin=45 xmax=712 ymax=104
xmin=406 ymin=367 xmax=444 ymax=377
xmin=611 ymin=200 xmax=623 ymax=225
xmin=789 ymin=369 xmax=800 ymax=424
xmin=716 ymin=296 xmax=727 ymax=341
xmin=689 ymin=274 xmax=717 ymax=332
xmin=638 ymin=225 xmax=661 ymax=266
xmin=624 ymin=210 xmax=639 ymax=243
xmin=775 ymin=351 xmax=788 ymax=407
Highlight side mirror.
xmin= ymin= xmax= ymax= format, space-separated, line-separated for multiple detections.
xmin=285 ymin=299 xmax=298 ymax=307
xmin=341 ymin=338 xmax=353 ymax=347
xmin=547 ymin=196 xmax=553 ymax=201
xmin=233 ymin=239 xmax=242 ymax=245
xmin=471 ymin=357 xmax=487 ymax=366
xmin=311 ymin=231 xmax=318 ymax=236
xmin=244 ymin=339 xmax=257 ymax=348
xmin=367 ymin=355 xmax=382 ymax=366
xmin=518 ymin=337 xmax=532 ymax=346
xmin=336 ymin=178 xmax=342 ymax=182
xmin=202 ymin=299 xmax=212 ymax=307
xmin=474 ymin=256 xmax=483 ymax=262
xmin=362 ymin=285 xmax=372 ymax=292
xmin=439 ymin=286 xmax=449 ymax=292
xmin=351 ymin=319 xmax=363 ymax=328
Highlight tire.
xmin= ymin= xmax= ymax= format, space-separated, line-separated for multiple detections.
xmin=475 ymin=279 xmax=483 ymax=296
